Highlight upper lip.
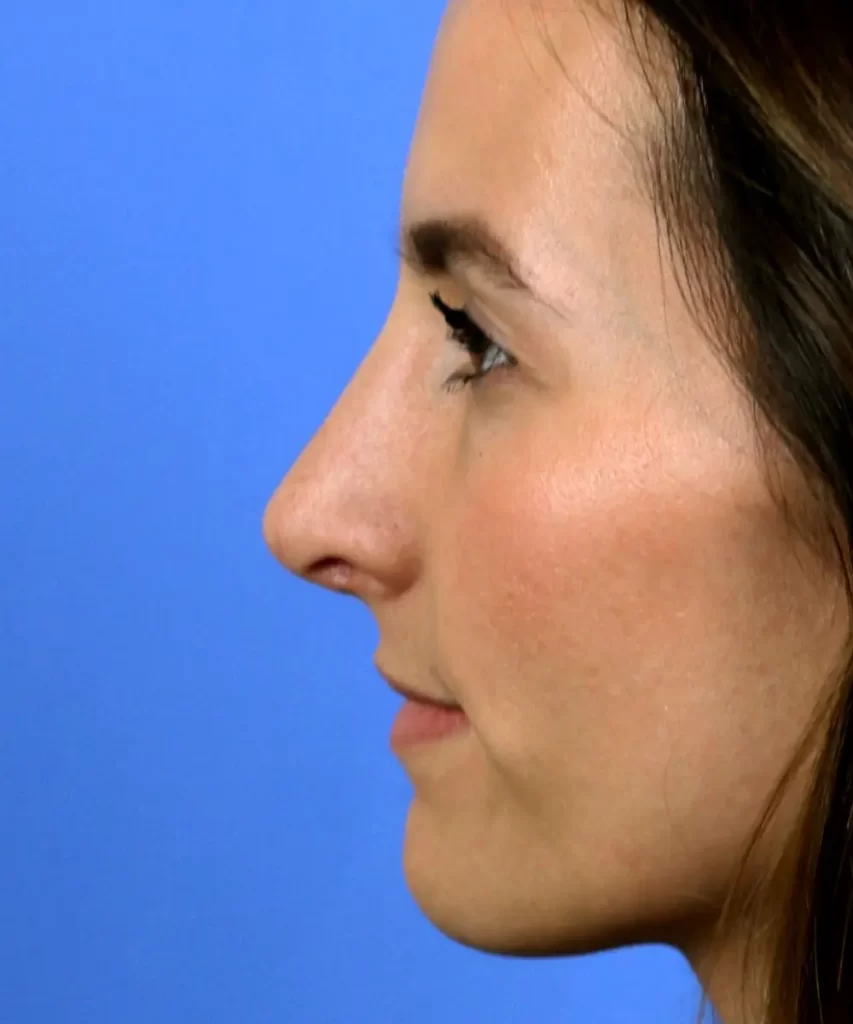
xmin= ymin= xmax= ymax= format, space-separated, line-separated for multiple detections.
xmin=375 ymin=665 xmax=463 ymax=710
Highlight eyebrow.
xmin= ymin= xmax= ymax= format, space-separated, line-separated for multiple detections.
xmin=396 ymin=214 xmax=537 ymax=296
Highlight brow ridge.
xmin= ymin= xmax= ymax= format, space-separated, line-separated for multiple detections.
xmin=397 ymin=214 xmax=534 ymax=294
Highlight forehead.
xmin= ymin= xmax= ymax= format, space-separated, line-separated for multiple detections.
xmin=401 ymin=0 xmax=656 ymax=291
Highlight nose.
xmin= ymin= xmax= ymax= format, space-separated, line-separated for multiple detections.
xmin=262 ymin=319 xmax=425 ymax=603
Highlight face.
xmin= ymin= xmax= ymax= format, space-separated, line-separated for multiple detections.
xmin=263 ymin=0 xmax=847 ymax=969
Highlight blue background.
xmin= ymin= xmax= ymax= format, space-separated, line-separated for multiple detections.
xmin=1 ymin=2 xmax=712 ymax=1021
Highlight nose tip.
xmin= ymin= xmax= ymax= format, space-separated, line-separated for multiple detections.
xmin=261 ymin=464 xmax=355 ymax=589
xmin=262 ymin=485 xmax=361 ymax=598
xmin=261 ymin=491 xmax=279 ymax=561
xmin=259 ymin=321 xmax=423 ymax=600
xmin=262 ymin=482 xmax=302 ymax=577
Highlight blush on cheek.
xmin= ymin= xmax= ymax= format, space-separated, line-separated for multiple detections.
xmin=428 ymin=412 xmax=848 ymax=909
xmin=442 ymin=442 xmax=688 ymax=650
xmin=434 ymin=423 xmax=787 ymax=763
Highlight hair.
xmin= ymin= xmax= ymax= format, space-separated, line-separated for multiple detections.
xmin=527 ymin=0 xmax=853 ymax=1020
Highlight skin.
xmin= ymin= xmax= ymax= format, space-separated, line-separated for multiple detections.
xmin=263 ymin=0 xmax=849 ymax=1019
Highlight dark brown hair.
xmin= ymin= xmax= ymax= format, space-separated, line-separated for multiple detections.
xmin=531 ymin=0 xmax=853 ymax=1020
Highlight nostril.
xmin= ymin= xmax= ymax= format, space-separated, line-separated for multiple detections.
xmin=309 ymin=558 xmax=357 ymax=595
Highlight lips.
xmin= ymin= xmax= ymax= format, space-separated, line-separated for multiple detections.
xmin=389 ymin=697 xmax=470 ymax=750
xmin=375 ymin=666 xmax=463 ymax=710
xmin=375 ymin=663 xmax=470 ymax=752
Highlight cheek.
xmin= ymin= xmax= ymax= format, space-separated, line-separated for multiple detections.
xmin=431 ymin=414 xmax=838 ymax=839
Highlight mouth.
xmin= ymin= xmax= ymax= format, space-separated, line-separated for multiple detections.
xmin=385 ymin=677 xmax=463 ymax=711
xmin=375 ymin=665 xmax=470 ymax=752
xmin=389 ymin=698 xmax=470 ymax=752
xmin=375 ymin=665 xmax=463 ymax=710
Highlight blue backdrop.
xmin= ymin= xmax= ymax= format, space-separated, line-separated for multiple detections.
xmin=2 ymin=2 xmax=712 ymax=1021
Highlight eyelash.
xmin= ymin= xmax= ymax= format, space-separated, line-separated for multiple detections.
xmin=429 ymin=291 xmax=518 ymax=393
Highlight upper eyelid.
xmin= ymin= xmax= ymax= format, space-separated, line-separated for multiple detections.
xmin=430 ymin=291 xmax=498 ymax=344
xmin=431 ymin=291 xmax=476 ymax=327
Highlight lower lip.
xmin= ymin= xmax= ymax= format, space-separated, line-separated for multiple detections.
xmin=390 ymin=699 xmax=470 ymax=751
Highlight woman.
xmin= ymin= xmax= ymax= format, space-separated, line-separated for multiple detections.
xmin=262 ymin=1 xmax=853 ymax=1021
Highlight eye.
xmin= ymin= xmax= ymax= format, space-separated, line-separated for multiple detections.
xmin=429 ymin=291 xmax=518 ymax=393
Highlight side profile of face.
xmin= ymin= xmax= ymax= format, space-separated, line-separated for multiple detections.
xmin=264 ymin=0 xmax=848 ymax=981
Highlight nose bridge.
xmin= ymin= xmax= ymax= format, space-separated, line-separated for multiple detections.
xmin=262 ymin=315 xmax=428 ymax=594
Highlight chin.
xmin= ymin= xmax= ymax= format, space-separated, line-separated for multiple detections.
xmin=400 ymin=801 xmax=670 ymax=959
xmin=403 ymin=866 xmax=621 ymax=958
xmin=401 ymin=830 xmax=603 ymax=959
